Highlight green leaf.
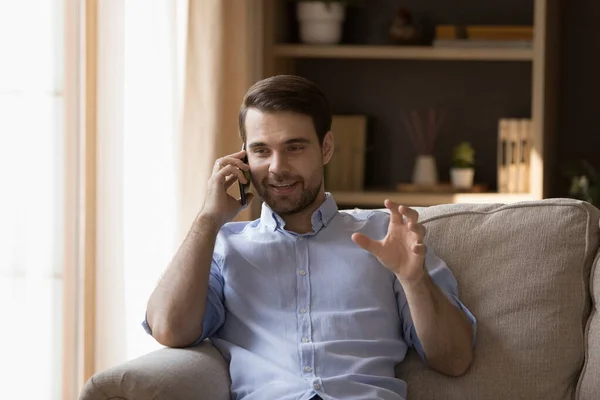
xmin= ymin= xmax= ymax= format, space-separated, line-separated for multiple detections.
xmin=451 ymin=142 xmax=475 ymax=168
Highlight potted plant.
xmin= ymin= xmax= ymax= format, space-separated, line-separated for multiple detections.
xmin=294 ymin=0 xmax=350 ymax=44
xmin=450 ymin=142 xmax=475 ymax=189
xmin=566 ymin=159 xmax=600 ymax=207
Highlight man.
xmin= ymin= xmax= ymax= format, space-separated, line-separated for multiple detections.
xmin=144 ymin=75 xmax=476 ymax=400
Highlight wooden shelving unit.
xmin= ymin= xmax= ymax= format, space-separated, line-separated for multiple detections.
xmin=273 ymin=44 xmax=534 ymax=62
xmin=255 ymin=0 xmax=559 ymax=214
xmin=330 ymin=190 xmax=536 ymax=208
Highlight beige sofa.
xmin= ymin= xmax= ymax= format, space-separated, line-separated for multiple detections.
xmin=80 ymin=198 xmax=600 ymax=400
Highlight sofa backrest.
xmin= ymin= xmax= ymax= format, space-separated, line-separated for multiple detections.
xmin=366 ymin=199 xmax=600 ymax=400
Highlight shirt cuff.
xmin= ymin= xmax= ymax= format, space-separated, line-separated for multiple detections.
xmin=449 ymin=293 xmax=477 ymax=348
xmin=142 ymin=312 xmax=152 ymax=335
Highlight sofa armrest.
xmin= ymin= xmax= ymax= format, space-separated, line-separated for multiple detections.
xmin=79 ymin=340 xmax=230 ymax=400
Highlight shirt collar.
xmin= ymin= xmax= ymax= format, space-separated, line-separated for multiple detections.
xmin=260 ymin=192 xmax=338 ymax=233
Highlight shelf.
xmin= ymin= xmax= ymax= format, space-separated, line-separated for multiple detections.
xmin=331 ymin=191 xmax=537 ymax=207
xmin=273 ymin=45 xmax=534 ymax=62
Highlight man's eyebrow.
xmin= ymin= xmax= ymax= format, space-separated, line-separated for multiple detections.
xmin=247 ymin=138 xmax=311 ymax=148
xmin=247 ymin=142 xmax=266 ymax=149
xmin=285 ymin=138 xmax=311 ymax=145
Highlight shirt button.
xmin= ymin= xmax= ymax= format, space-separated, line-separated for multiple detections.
xmin=313 ymin=383 xmax=321 ymax=390
xmin=304 ymin=366 xmax=312 ymax=372
xmin=300 ymin=308 xmax=307 ymax=314
xmin=301 ymin=337 xmax=309 ymax=343
xmin=299 ymin=269 xmax=307 ymax=276
xmin=298 ymin=237 xmax=304 ymax=241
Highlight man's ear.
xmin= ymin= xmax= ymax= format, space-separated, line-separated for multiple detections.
xmin=322 ymin=131 xmax=334 ymax=165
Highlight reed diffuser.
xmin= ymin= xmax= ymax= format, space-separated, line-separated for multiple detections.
xmin=400 ymin=109 xmax=445 ymax=186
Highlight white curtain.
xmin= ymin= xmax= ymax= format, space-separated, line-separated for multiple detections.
xmin=95 ymin=0 xmax=188 ymax=371
xmin=0 ymin=0 xmax=261 ymax=392
xmin=95 ymin=0 xmax=260 ymax=373
xmin=0 ymin=0 xmax=65 ymax=398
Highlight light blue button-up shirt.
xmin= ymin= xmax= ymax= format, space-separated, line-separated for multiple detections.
xmin=145 ymin=194 xmax=475 ymax=400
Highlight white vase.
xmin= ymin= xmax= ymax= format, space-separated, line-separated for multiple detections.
xmin=297 ymin=2 xmax=345 ymax=44
xmin=412 ymin=155 xmax=438 ymax=186
xmin=450 ymin=168 xmax=475 ymax=189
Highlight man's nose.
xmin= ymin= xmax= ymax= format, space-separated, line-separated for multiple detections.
xmin=268 ymin=152 xmax=290 ymax=174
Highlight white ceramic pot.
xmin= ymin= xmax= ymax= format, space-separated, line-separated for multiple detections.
xmin=450 ymin=168 xmax=475 ymax=189
xmin=412 ymin=155 xmax=438 ymax=186
xmin=297 ymin=2 xmax=346 ymax=44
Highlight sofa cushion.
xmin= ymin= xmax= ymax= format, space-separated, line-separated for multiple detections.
xmin=392 ymin=199 xmax=600 ymax=400
xmin=578 ymin=246 xmax=600 ymax=400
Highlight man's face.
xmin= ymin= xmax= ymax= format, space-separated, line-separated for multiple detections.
xmin=244 ymin=109 xmax=333 ymax=216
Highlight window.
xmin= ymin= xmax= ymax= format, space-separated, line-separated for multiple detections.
xmin=0 ymin=0 xmax=71 ymax=398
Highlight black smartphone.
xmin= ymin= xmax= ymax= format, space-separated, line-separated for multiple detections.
xmin=239 ymin=143 xmax=251 ymax=205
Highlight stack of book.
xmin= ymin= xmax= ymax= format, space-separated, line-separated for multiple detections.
xmin=497 ymin=118 xmax=532 ymax=194
xmin=433 ymin=25 xmax=533 ymax=48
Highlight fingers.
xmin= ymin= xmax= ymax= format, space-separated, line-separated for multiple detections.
xmin=214 ymin=164 xmax=247 ymax=186
xmin=384 ymin=199 xmax=403 ymax=224
xmin=385 ymin=199 xmax=425 ymax=242
xmin=224 ymin=174 xmax=239 ymax=189
xmin=213 ymin=152 xmax=251 ymax=190
xmin=351 ymin=232 xmax=382 ymax=254
xmin=384 ymin=200 xmax=420 ymax=225
xmin=214 ymin=154 xmax=250 ymax=173
xmin=407 ymin=221 xmax=426 ymax=238
xmin=399 ymin=205 xmax=419 ymax=225
xmin=412 ymin=243 xmax=427 ymax=256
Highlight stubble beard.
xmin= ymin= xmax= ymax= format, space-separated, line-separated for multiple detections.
xmin=254 ymin=175 xmax=322 ymax=216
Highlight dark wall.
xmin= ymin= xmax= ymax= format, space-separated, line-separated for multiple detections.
xmin=283 ymin=1 xmax=600 ymax=196
xmin=555 ymin=0 xmax=600 ymax=197
xmin=296 ymin=59 xmax=531 ymax=190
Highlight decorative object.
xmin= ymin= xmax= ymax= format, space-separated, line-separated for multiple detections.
xmin=389 ymin=7 xmax=420 ymax=45
xmin=565 ymin=159 xmax=600 ymax=207
xmin=325 ymin=115 xmax=367 ymax=191
xmin=412 ymin=155 xmax=438 ymax=186
xmin=450 ymin=141 xmax=475 ymax=189
xmin=400 ymin=109 xmax=445 ymax=186
xmin=296 ymin=1 xmax=347 ymax=44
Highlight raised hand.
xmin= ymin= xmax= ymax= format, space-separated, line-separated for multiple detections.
xmin=352 ymin=199 xmax=427 ymax=284
xmin=200 ymin=149 xmax=254 ymax=227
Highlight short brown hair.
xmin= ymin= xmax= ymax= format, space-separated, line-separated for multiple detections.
xmin=238 ymin=75 xmax=332 ymax=145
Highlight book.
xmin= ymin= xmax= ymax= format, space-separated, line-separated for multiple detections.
xmin=517 ymin=119 xmax=531 ymax=193
xmin=497 ymin=119 xmax=509 ymax=193
xmin=497 ymin=118 xmax=532 ymax=194
xmin=325 ymin=115 xmax=367 ymax=191
xmin=507 ymin=119 xmax=520 ymax=193
xmin=467 ymin=26 xmax=533 ymax=41
xmin=435 ymin=25 xmax=533 ymax=41
xmin=432 ymin=39 xmax=533 ymax=49
xmin=435 ymin=25 xmax=463 ymax=40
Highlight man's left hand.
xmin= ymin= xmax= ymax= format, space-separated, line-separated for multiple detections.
xmin=352 ymin=199 xmax=427 ymax=284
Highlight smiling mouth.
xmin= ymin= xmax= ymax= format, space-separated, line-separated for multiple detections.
xmin=269 ymin=182 xmax=298 ymax=194
xmin=271 ymin=182 xmax=295 ymax=187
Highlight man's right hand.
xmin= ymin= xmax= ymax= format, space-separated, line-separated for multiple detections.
xmin=200 ymin=149 xmax=254 ymax=227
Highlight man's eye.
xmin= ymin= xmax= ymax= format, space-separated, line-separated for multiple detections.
xmin=289 ymin=146 xmax=304 ymax=152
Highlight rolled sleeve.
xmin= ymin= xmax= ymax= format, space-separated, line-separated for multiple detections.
xmin=396 ymin=247 xmax=477 ymax=362
xmin=141 ymin=255 xmax=226 ymax=347
xmin=192 ymin=258 xmax=226 ymax=344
